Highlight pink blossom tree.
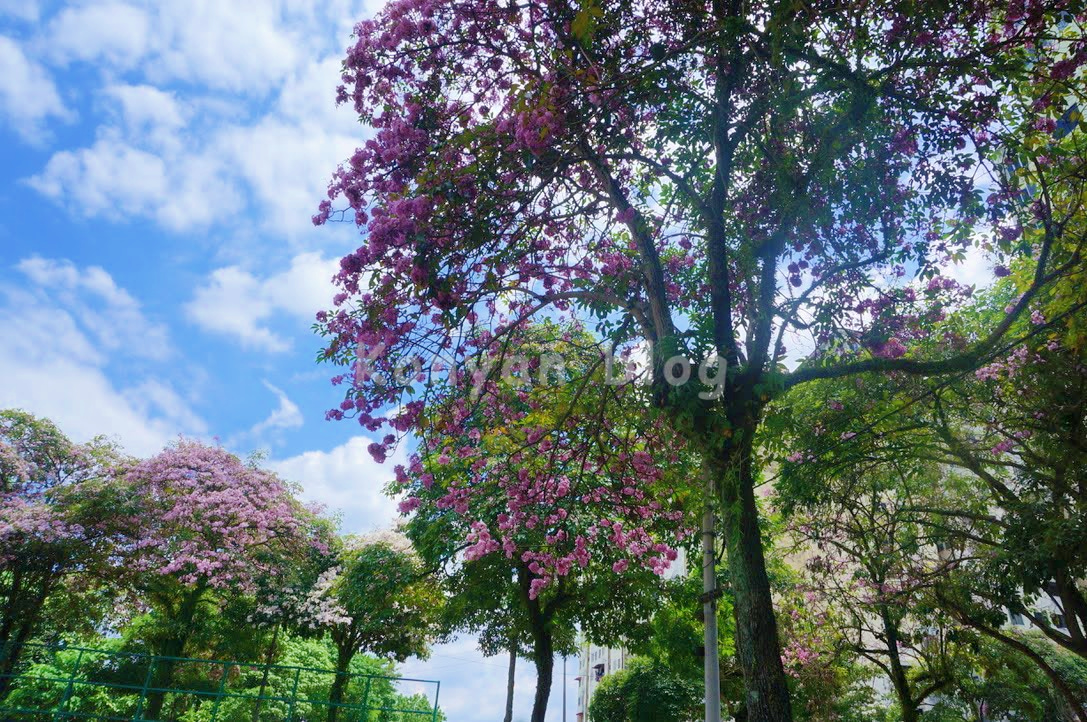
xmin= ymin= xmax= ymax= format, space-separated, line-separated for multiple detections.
xmin=0 ymin=410 xmax=126 ymax=698
xmin=120 ymin=440 xmax=310 ymax=719
xmin=396 ymin=326 xmax=693 ymax=720
xmin=314 ymin=3 xmax=1086 ymax=718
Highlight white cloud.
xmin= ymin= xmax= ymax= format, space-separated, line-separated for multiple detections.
xmin=0 ymin=36 xmax=71 ymax=143
xmin=27 ymin=129 xmax=244 ymax=231
xmin=185 ymin=252 xmax=338 ymax=352
xmin=0 ymin=267 xmax=205 ymax=457
xmin=45 ymin=2 xmax=150 ymax=68
xmin=0 ymin=0 xmax=39 ymax=22
xmin=148 ymin=0 xmax=305 ymax=93
xmin=216 ymin=116 xmax=359 ymax=236
xmin=43 ymin=1 xmax=319 ymax=95
xmin=248 ymin=381 xmax=304 ymax=437
xmin=104 ymin=84 xmax=188 ymax=148
xmin=16 ymin=256 xmax=171 ymax=360
xmin=270 ymin=436 xmax=404 ymax=535
xmin=28 ymin=53 xmax=360 ymax=238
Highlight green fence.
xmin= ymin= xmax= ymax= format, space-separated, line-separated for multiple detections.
xmin=0 ymin=641 xmax=441 ymax=722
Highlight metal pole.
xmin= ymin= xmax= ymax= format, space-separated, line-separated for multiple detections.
xmin=210 ymin=662 xmax=230 ymax=721
xmin=52 ymin=647 xmax=84 ymax=722
xmin=286 ymin=667 xmax=302 ymax=722
xmin=702 ymin=492 xmax=722 ymax=722
xmin=562 ymin=655 xmax=566 ymax=721
xmin=431 ymin=680 xmax=440 ymax=722
xmin=135 ymin=657 xmax=156 ymax=721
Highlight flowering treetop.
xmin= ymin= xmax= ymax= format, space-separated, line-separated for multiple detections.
xmin=123 ymin=440 xmax=307 ymax=594
xmin=317 ymin=1 xmax=1084 ymax=442
xmin=298 ymin=529 xmax=442 ymax=663
xmin=315 ymin=3 xmax=1085 ymax=716
xmin=0 ymin=409 xmax=124 ymax=566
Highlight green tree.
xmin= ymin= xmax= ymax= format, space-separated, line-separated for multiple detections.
xmin=589 ymin=657 xmax=701 ymax=722
xmin=300 ymin=531 xmax=442 ymax=722
xmin=0 ymin=409 xmax=126 ymax=697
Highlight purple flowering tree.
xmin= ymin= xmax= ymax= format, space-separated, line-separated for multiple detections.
xmin=0 ymin=409 xmax=126 ymax=698
xmin=121 ymin=440 xmax=309 ymax=719
xmin=396 ymin=326 xmax=693 ymax=720
xmin=314 ymin=2 xmax=1086 ymax=718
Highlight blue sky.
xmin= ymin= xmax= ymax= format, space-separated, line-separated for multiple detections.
xmin=0 ymin=1 xmax=579 ymax=718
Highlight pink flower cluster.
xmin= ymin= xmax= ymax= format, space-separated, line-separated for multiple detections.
xmin=124 ymin=441 xmax=307 ymax=593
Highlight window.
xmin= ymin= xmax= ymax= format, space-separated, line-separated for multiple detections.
xmin=1009 ymin=611 xmax=1024 ymax=626
xmin=1052 ymin=613 xmax=1067 ymax=630
xmin=593 ymin=664 xmax=605 ymax=682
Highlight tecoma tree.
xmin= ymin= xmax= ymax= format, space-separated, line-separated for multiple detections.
xmin=0 ymin=410 xmax=125 ymax=698
xmin=295 ymin=530 xmax=441 ymax=722
xmin=396 ymin=324 xmax=691 ymax=721
xmin=314 ymin=2 xmax=1086 ymax=719
xmin=121 ymin=441 xmax=309 ymax=720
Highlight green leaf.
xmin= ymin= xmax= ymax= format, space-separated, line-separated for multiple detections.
xmin=571 ymin=0 xmax=602 ymax=46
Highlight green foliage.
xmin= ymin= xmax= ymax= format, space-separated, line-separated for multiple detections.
xmin=626 ymin=572 xmax=744 ymax=712
xmin=942 ymin=633 xmax=1087 ymax=722
xmin=1 ymin=635 xmax=443 ymax=722
xmin=328 ymin=534 xmax=443 ymax=664
xmin=588 ymin=657 xmax=701 ymax=722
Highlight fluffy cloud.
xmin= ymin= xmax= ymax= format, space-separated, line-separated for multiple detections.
xmin=248 ymin=381 xmax=304 ymax=438
xmin=0 ymin=36 xmax=71 ymax=143
xmin=21 ymin=2 xmax=372 ymax=238
xmin=27 ymin=52 xmax=359 ymax=237
xmin=16 ymin=256 xmax=171 ymax=360
xmin=185 ymin=252 xmax=338 ymax=352
xmin=27 ymin=128 xmax=244 ymax=231
xmin=42 ymin=1 xmax=314 ymax=93
xmin=103 ymin=84 xmax=188 ymax=146
xmin=44 ymin=2 xmax=150 ymax=69
xmin=0 ymin=260 xmax=205 ymax=456
xmin=270 ymin=436 xmax=404 ymax=535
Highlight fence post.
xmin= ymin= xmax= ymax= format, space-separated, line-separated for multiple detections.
xmin=51 ymin=647 xmax=84 ymax=722
xmin=431 ymin=680 xmax=441 ymax=722
xmin=285 ymin=667 xmax=302 ymax=722
xmin=134 ymin=656 xmax=156 ymax=721
xmin=210 ymin=662 xmax=230 ymax=721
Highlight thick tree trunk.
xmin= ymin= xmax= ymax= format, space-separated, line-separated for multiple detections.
xmin=0 ymin=572 xmax=50 ymax=702
xmin=702 ymin=463 xmax=723 ymax=722
xmin=327 ymin=643 xmax=355 ymax=722
xmin=0 ymin=617 xmax=38 ymax=701
xmin=517 ymin=563 xmax=556 ymax=722
xmin=144 ymin=640 xmax=182 ymax=721
xmin=717 ymin=440 xmax=793 ymax=722
xmin=880 ymin=606 xmax=919 ymax=722
xmin=531 ymin=643 xmax=554 ymax=722
xmin=503 ymin=647 xmax=516 ymax=722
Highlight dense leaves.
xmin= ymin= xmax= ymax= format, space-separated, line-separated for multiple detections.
xmin=315 ymin=2 xmax=1087 ymax=718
